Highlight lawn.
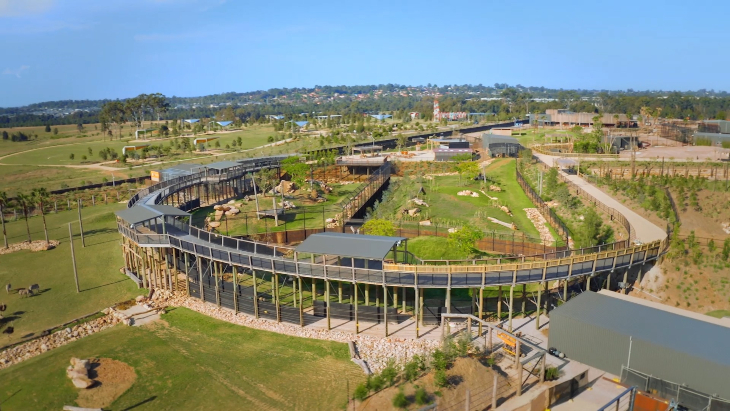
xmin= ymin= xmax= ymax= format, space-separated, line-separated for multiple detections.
xmin=416 ymin=159 xmax=555 ymax=240
xmin=0 ymin=203 xmax=140 ymax=345
xmin=0 ymin=307 xmax=363 ymax=410
xmin=706 ymin=310 xmax=730 ymax=319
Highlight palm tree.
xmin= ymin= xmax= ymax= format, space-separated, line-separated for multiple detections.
xmin=0 ymin=191 xmax=8 ymax=248
xmin=32 ymin=188 xmax=50 ymax=244
xmin=15 ymin=192 xmax=32 ymax=243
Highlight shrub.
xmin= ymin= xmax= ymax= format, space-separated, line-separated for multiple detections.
xmin=545 ymin=366 xmax=560 ymax=381
xmin=392 ymin=389 xmax=408 ymax=409
xmin=381 ymin=360 xmax=399 ymax=386
xmin=366 ymin=374 xmax=385 ymax=392
xmin=353 ymin=383 xmax=369 ymax=401
xmin=434 ymin=369 xmax=449 ymax=388
xmin=403 ymin=358 xmax=421 ymax=382
xmin=432 ymin=349 xmax=449 ymax=371
xmin=415 ymin=386 xmax=429 ymax=405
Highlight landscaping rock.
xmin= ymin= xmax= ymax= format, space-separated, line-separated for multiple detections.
xmin=72 ymin=376 xmax=94 ymax=389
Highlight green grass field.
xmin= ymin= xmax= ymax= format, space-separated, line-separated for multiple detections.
xmin=0 ymin=307 xmax=363 ymax=410
xmin=0 ymin=203 xmax=140 ymax=345
xmin=706 ymin=310 xmax=730 ymax=319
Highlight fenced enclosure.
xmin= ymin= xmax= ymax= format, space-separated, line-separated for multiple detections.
xmin=621 ymin=366 xmax=730 ymax=411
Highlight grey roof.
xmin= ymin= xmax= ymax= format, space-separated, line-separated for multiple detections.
xmin=295 ymin=232 xmax=406 ymax=260
xmin=482 ymin=134 xmax=520 ymax=147
xmin=552 ymin=291 xmax=730 ymax=368
xmin=204 ymin=160 xmax=241 ymax=171
xmin=556 ymin=158 xmax=578 ymax=167
xmin=353 ymin=145 xmax=383 ymax=152
xmin=156 ymin=163 xmax=204 ymax=174
xmin=115 ymin=204 xmax=190 ymax=225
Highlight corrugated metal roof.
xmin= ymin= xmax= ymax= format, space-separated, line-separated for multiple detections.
xmin=295 ymin=232 xmax=406 ymax=260
xmin=155 ymin=163 xmax=204 ymax=174
xmin=115 ymin=204 xmax=190 ymax=225
xmin=204 ymin=160 xmax=241 ymax=171
xmin=551 ymin=291 xmax=730 ymax=367
xmin=482 ymin=134 xmax=520 ymax=147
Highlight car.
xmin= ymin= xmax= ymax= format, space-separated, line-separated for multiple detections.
xmin=548 ymin=347 xmax=565 ymax=359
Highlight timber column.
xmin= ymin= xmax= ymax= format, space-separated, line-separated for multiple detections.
xmin=508 ymin=285 xmax=514 ymax=332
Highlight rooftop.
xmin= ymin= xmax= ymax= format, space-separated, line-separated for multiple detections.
xmin=295 ymin=232 xmax=407 ymax=260
xmin=116 ymin=204 xmax=190 ymax=226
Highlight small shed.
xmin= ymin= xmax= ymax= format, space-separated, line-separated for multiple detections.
xmin=151 ymin=163 xmax=204 ymax=182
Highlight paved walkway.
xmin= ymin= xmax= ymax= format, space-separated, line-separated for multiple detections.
xmin=535 ymin=153 xmax=667 ymax=243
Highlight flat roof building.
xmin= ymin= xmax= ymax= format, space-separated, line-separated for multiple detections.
xmin=482 ymin=134 xmax=521 ymax=157
xmin=549 ymin=291 xmax=730 ymax=408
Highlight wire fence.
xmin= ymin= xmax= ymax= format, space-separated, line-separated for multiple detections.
xmin=621 ymin=366 xmax=730 ymax=411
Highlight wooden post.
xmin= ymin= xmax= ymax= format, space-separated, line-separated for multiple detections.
xmin=292 ymin=276 xmax=297 ymax=308
xmin=252 ymin=270 xmax=259 ymax=318
xmin=325 ymin=279 xmax=331 ymax=330
xmin=274 ymin=273 xmax=280 ymax=322
xmin=393 ymin=286 xmax=398 ymax=309
xmin=232 ymin=266 xmax=238 ymax=313
xmin=508 ymin=285 xmax=514 ymax=332
xmin=415 ymin=287 xmax=421 ymax=339
xmin=365 ymin=284 xmax=370 ymax=306
xmin=516 ymin=340 xmax=523 ymax=396
xmin=383 ymin=284 xmax=388 ymax=337
xmin=465 ymin=389 xmax=470 ymax=411
xmin=623 ymin=269 xmax=629 ymax=294
xmin=492 ymin=374 xmax=498 ymax=409
xmin=540 ymin=353 xmax=546 ymax=384
xmin=312 ymin=277 xmax=316 ymax=302
xmin=338 ymin=281 xmax=343 ymax=304
xmin=197 ymin=256 xmax=203 ymax=301
xmin=478 ymin=287 xmax=484 ymax=336
xmin=298 ymin=276 xmax=303 ymax=327
xmin=68 ymin=223 xmax=80 ymax=293
xmin=521 ymin=284 xmax=526 ymax=315
xmin=497 ymin=286 xmax=502 ymax=320
xmin=184 ymin=253 xmax=190 ymax=296
xmin=536 ymin=282 xmax=542 ymax=330
xmin=354 ymin=282 xmax=359 ymax=334
xmin=141 ymin=249 xmax=148 ymax=289
xmin=77 ymin=199 xmax=85 ymax=247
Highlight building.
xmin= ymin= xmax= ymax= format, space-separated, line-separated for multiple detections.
xmin=549 ymin=291 xmax=730 ymax=408
xmin=529 ymin=110 xmax=635 ymax=128
xmin=694 ymin=120 xmax=730 ymax=146
xmin=151 ymin=163 xmax=204 ymax=182
xmin=482 ymin=134 xmax=521 ymax=157
xmin=433 ymin=99 xmax=467 ymax=122
xmin=433 ymin=148 xmax=473 ymax=161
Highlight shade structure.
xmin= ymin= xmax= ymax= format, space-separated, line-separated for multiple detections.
xmin=295 ymin=232 xmax=406 ymax=260
xmin=116 ymin=204 xmax=190 ymax=226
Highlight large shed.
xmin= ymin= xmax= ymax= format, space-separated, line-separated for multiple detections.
xmin=549 ymin=291 xmax=730 ymax=407
xmin=482 ymin=134 xmax=521 ymax=157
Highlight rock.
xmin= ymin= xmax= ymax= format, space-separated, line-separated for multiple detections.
xmin=70 ymin=357 xmax=81 ymax=367
xmin=135 ymin=295 xmax=145 ymax=303
xmin=76 ymin=359 xmax=90 ymax=369
xmin=419 ymin=220 xmax=431 ymax=226
xmin=67 ymin=369 xmax=88 ymax=380
xmin=72 ymin=376 xmax=94 ymax=389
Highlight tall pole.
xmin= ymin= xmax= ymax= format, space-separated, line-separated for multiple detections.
xmin=77 ymin=198 xmax=85 ymax=247
xmin=68 ymin=223 xmax=80 ymax=293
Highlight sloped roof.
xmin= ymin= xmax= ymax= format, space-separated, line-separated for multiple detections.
xmin=295 ymin=232 xmax=406 ymax=260
xmin=115 ymin=204 xmax=190 ymax=225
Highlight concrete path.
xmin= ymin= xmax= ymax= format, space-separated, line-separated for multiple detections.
xmin=120 ymin=305 xmax=161 ymax=326
xmin=535 ymin=153 xmax=667 ymax=243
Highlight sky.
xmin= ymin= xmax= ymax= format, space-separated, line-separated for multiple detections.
xmin=1 ymin=0 xmax=729 ymax=107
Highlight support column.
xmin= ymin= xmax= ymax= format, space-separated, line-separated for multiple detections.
xmin=563 ymin=279 xmax=568 ymax=302
xmin=521 ymin=284 xmax=526 ymax=315
xmin=516 ymin=341 xmax=523 ymax=397
xmin=535 ymin=282 xmax=542 ymax=330
xmin=446 ymin=287 xmax=452 ymax=314
xmin=497 ymin=286 xmax=503 ymax=320
xmin=415 ymin=287 xmax=421 ymax=339
xmin=354 ymin=283 xmax=359 ymax=334
xmin=383 ymin=284 xmax=388 ymax=337
xmin=274 ymin=273 xmax=280 ymax=322
xmin=298 ymin=276 xmax=303 ymax=327
xmin=325 ymin=279 xmax=331 ymax=330
xmin=214 ymin=262 xmax=221 ymax=307
xmin=508 ymin=285 xmax=514 ymax=332
xmin=312 ymin=278 xmax=316 ymax=302
xmin=402 ymin=287 xmax=406 ymax=312
xmin=338 ymin=282 xmax=343 ymax=303
xmin=252 ymin=271 xmax=259 ymax=318
xmin=232 ymin=266 xmax=238 ymax=314
xmin=393 ymin=286 xmax=398 ymax=309
xmin=605 ymin=271 xmax=610 ymax=290
xmin=365 ymin=284 xmax=370 ymax=306
xmin=184 ymin=253 xmax=190 ymax=297
xmin=544 ymin=281 xmax=550 ymax=315
xmin=196 ymin=256 xmax=203 ymax=301
xmin=622 ymin=269 xmax=629 ymax=294
xmin=141 ymin=249 xmax=149 ymax=289
xmin=478 ymin=287 xmax=484 ymax=336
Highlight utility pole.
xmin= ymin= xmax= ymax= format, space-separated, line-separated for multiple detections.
xmin=69 ymin=223 xmax=80 ymax=293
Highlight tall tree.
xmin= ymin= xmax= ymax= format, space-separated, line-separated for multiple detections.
xmin=32 ymin=188 xmax=50 ymax=244
xmin=15 ymin=192 xmax=32 ymax=243
xmin=0 ymin=191 xmax=8 ymax=248
xmin=99 ymin=100 xmax=127 ymax=139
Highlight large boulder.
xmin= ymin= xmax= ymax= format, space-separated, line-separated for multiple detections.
xmin=72 ymin=376 xmax=94 ymax=389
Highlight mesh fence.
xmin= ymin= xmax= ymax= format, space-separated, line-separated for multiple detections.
xmin=621 ymin=366 xmax=730 ymax=411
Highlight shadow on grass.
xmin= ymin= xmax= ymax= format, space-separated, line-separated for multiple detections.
xmin=121 ymin=395 xmax=157 ymax=410
xmin=82 ymin=279 xmax=127 ymax=292
xmin=0 ymin=389 xmax=21 ymax=406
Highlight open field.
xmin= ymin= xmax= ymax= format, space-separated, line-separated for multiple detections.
xmin=0 ymin=203 xmax=139 ymax=345
xmin=0 ymin=307 xmax=363 ymax=410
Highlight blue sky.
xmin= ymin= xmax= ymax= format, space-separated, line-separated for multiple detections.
xmin=1 ymin=0 xmax=729 ymax=107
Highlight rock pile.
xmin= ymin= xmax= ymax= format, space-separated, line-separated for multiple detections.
xmin=67 ymin=357 xmax=95 ymax=388
xmin=488 ymin=185 xmax=502 ymax=192
xmin=524 ymin=208 xmax=555 ymax=245
xmin=0 ymin=313 xmax=122 ymax=370
xmin=457 ymin=190 xmax=479 ymax=197
xmin=0 ymin=240 xmax=60 ymax=256
xmin=149 ymin=290 xmax=439 ymax=373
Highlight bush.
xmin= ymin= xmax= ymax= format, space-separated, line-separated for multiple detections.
xmin=392 ymin=389 xmax=408 ymax=409
xmin=381 ymin=360 xmax=399 ymax=386
xmin=545 ymin=366 xmax=560 ymax=381
xmin=403 ymin=356 xmax=425 ymax=382
xmin=432 ymin=349 xmax=449 ymax=371
xmin=366 ymin=374 xmax=385 ymax=392
xmin=353 ymin=383 xmax=369 ymax=401
xmin=434 ymin=369 xmax=449 ymax=388
xmin=415 ymin=386 xmax=429 ymax=405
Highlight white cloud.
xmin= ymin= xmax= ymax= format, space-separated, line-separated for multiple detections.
xmin=2 ymin=65 xmax=30 ymax=78
xmin=0 ymin=0 xmax=54 ymax=17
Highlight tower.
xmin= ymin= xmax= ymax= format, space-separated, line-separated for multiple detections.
xmin=433 ymin=99 xmax=440 ymax=122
